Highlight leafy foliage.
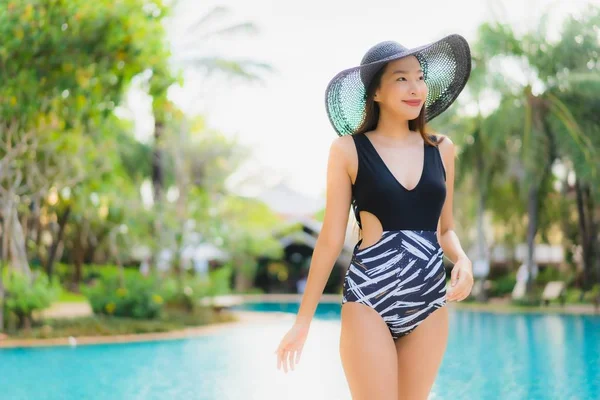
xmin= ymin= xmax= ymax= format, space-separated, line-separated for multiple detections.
xmin=82 ymin=274 xmax=165 ymax=319
xmin=2 ymin=270 xmax=61 ymax=327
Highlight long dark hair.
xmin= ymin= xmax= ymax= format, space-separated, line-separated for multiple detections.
xmin=351 ymin=62 xmax=445 ymax=240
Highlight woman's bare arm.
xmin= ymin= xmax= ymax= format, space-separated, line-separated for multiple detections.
xmin=436 ymin=136 xmax=468 ymax=264
xmin=295 ymin=136 xmax=353 ymax=325
xmin=436 ymin=135 xmax=473 ymax=301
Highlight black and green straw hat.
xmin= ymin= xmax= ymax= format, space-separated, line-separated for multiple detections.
xmin=324 ymin=34 xmax=472 ymax=136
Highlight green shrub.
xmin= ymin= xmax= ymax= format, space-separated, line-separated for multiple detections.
xmin=2 ymin=269 xmax=61 ymax=329
xmin=55 ymin=262 xmax=141 ymax=286
xmin=162 ymin=265 xmax=234 ymax=311
xmin=11 ymin=307 xmax=238 ymax=339
xmin=564 ymin=287 xmax=584 ymax=304
xmin=207 ymin=264 xmax=233 ymax=297
xmin=535 ymin=267 xmax=572 ymax=285
xmin=510 ymin=285 xmax=543 ymax=306
xmin=84 ymin=264 xmax=141 ymax=282
xmin=583 ymin=284 xmax=600 ymax=303
xmin=488 ymin=271 xmax=517 ymax=297
xmin=82 ymin=274 xmax=164 ymax=319
xmin=161 ymin=276 xmax=210 ymax=311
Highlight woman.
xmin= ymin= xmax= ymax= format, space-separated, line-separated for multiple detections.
xmin=275 ymin=34 xmax=474 ymax=399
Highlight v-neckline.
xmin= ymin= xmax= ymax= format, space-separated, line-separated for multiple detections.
xmin=362 ymin=133 xmax=426 ymax=192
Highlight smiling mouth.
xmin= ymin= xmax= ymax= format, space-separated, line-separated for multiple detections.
xmin=402 ymin=100 xmax=422 ymax=107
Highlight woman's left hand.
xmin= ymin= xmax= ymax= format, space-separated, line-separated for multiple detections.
xmin=446 ymin=257 xmax=474 ymax=302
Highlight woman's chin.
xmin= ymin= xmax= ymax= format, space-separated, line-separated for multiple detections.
xmin=394 ymin=110 xmax=421 ymax=121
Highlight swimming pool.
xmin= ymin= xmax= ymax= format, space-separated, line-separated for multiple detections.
xmin=1 ymin=303 xmax=599 ymax=399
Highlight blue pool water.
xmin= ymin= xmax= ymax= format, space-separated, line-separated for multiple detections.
xmin=230 ymin=301 xmax=343 ymax=320
xmin=1 ymin=303 xmax=599 ymax=400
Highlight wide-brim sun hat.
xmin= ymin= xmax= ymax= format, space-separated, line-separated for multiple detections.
xmin=325 ymin=34 xmax=472 ymax=136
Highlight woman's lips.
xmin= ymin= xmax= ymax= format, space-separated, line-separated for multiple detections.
xmin=402 ymin=100 xmax=422 ymax=107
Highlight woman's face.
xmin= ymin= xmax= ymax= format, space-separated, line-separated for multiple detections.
xmin=374 ymin=55 xmax=428 ymax=121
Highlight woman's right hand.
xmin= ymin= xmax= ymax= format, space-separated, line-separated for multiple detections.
xmin=274 ymin=318 xmax=311 ymax=373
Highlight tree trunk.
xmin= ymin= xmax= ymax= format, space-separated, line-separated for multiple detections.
xmin=524 ymin=118 xmax=558 ymax=296
xmin=0 ymin=205 xmax=9 ymax=332
xmin=151 ymin=119 xmax=165 ymax=277
xmin=28 ymin=197 xmax=43 ymax=265
xmin=85 ymin=228 xmax=109 ymax=264
xmin=109 ymin=229 xmax=125 ymax=288
xmin=234 ymin=258 xmax=254 ymax=293
xmin=475 ymin=190 xmax=490 ymax=301
xmin=583 ymin=183 xmax=598 ymax=288
xmin=575 ymin=178 xmax=593 ymax=290
xmin=46 ymin=205 xmax=71 ymax=281
xmin=9 ymin=207 xmax=31 ymax=276
xmin=474 ymin=127 xmax=490 ymax=300
xmin=72 ymin=220 xmax=88 ymax=290
xmin=525 ymin=183 xmax=539 ymax=295
xmin=152 ymin=120 xmax=165 ymax=204
xmin=0 ymin=260 xmax=4 ymax=332
xmin=35 ymin=211 xmax=43 ymax=263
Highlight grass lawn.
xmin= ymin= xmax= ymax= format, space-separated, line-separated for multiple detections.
xmin=9 ymin=308 xmax=238 ymax=339
xmin=57 ymin=290 xmax=88 ymax=303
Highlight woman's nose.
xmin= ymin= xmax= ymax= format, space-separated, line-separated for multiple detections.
xmin=408 ymin=80 xmax=419 ymax=94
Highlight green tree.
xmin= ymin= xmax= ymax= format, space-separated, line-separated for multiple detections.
xmin=474 ymin=7 xmax=600 ymax=294
xmin=0 ymin=0 xmax=171 ymax=330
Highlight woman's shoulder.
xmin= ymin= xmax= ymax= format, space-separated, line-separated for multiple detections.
xmin=427 ymin=133 xmax=450 ymax=145
xmin=427 ymin=133 xmax=455 ymax=165
xmin=329 ymin=134 xmax=359 ymax=161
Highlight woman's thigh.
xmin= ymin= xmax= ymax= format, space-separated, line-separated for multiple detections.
xmin=340 ymin=302 xmax=398 ymax=400
xmin=395 ymin=305 xmax=449 ymax=400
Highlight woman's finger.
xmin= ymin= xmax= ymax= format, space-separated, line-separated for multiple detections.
xmin=296 ymin=346 xmax=303 ymax=365
xmin=448 ymin=282 xmax=465 ymax=301
xmin=278 ymin=348 xmax=285 ymax=371
xmin=282 ymin=349 xmax=288 ymax=373
xmin=447 ymin=284 xmax=459 ymax=301
xmin=277 ymin=349 xmax=281 ymax=370
xmin=288 ymin=348 xmax=296 ymax=371
xmin=450 ymin=266 xmax=460 ymax=287
xmin=454 ymin=278 xmax=473 ymax=301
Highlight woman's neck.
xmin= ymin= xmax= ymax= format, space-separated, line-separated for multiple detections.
xmin=372 ymin=112 xmax=416 ymax=142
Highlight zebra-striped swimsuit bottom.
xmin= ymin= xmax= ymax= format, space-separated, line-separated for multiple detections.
xmin=341 ymin=229 xmax=447 ymax=340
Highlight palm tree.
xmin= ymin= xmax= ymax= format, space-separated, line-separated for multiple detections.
xmin=430 ymin=41 xmax=514 ymax=300
xmin=474 ymin=7 xmax=600 ymax=295
xmin=151 ymin=4 xmax=273 ymax=203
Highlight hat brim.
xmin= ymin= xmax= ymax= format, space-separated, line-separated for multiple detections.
xmin=325 ymin=34 xmax=472 ymax=136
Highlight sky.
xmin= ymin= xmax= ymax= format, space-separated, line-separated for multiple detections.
xmin=124 ymin=0 xmax=597 ymax=204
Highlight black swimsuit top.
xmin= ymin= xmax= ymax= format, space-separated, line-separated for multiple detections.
xmin=351 ymin=133 xmax=447 ymax=232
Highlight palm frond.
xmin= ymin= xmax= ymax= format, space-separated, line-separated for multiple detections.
xmin=191 ymin=22 xmax=259 ymax=40
xmin=546 ymin=92 xmax=596 ymax=166
xmin=185 ymin=6 xmax=230 ymax=35
xmin=182 ymin=57 xmax=274 ymax=81
xmin=561 ymin=73 xmax=600 ymax=98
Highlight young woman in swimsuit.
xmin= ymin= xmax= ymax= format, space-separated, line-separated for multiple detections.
xmin=275 ymin=35 xmax=474 ymax=400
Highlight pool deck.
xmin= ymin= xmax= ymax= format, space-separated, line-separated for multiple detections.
xmin=1 ymin=294 xmax=598 ymax=349
xmin=0 ymin=310 xmax=287 ymax=349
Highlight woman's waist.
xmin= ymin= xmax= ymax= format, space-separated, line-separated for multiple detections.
xmin=353 ymin=229 xmax=441 ymax=256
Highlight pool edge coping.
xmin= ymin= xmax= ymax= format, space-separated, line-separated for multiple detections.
xmin=0 ymin=310 xmax=288 ymax=349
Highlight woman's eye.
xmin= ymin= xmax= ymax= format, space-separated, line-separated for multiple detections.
xmin=396 ymin=76 xmax=425 ymax=81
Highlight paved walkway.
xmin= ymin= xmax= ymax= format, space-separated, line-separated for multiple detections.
xmin=35 ymin=301 xmax=93 ymax=319
xmin=0 ymin=310 xmax=277 ymax=348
